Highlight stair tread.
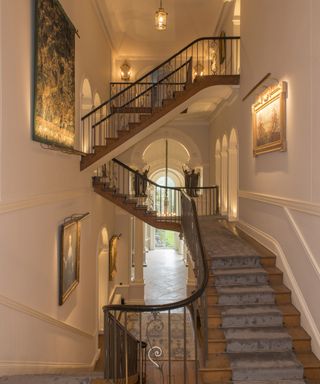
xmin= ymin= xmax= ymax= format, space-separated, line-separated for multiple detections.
xmin=221 ymin=305 xmax=282 ymax=316
xmin=217 ymin=285 xmax=275 ymax=294
xmin=208 ymin=304 xmax=299 ymax=317
xmin=224 ymin=327 xmax=291 ymax=340
xmin=208 ymin=285 xmax=290 ymax=296
xmin=233 ymin=381 xmax=306 ymax=384
xmin=213 ymin=268 xmax=267 ymax=276
xmin=228 ymin=351 xmax=303 ymax=369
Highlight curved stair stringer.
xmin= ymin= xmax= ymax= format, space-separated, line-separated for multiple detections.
xmin=80 ymin=75 xmax=240 ymax=171
xmin=94 ymin=183 xmax=181 ymax=232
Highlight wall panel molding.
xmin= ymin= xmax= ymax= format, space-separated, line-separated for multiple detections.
xmin=239 ymin=191 xmax=320 ymax=216
xmin=0 ymin=188 xmax=91 ymax=215
xmin=239 ymin=190 xmax=320 ymax=216
xmin=0 ymin=293 xmax=94 ymax=338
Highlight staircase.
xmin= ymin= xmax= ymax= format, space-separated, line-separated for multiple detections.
xmin=198 ymin=217 xmax=320 ymax=384
xmin=92 ymin=158 xmax=219 ymax=232
xmin=80 ymin=36 xmax=240 ymax=170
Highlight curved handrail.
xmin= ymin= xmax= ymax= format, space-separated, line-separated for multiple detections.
xmin=103 ymin=190 xmax=209 ymax=314
xmin=112 ymin=157 xmax=218 ymax=192
xmin=82 ymin=36 xmax=240 ymax=120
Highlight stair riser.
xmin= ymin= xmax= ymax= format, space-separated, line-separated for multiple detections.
xmin=232 ymin=367 xmax=304 ymax=381
xmin=218 ymin=292 xmax=275 ymax=306
xmin=268 ymin=275 xmax=283 ymax=285
xmin=226 ymin=338 xmax=293 ymax=353
xmin=200 ymin=370 xmax=232 ymax=383
xmin=260 ymin=257 xmax=276 ymax=267
xmin=304 ymin=366 xmax=320 ymax=379
xmin=283 ymin=314 xmax=300 ymax=327
xmin=222 ymin=314 xmax=284 ymax=328
xmin=208 ymin=341 xmax=226 ymax=353
xmin=210 ymin=257 xmax=261 ymax=270
xmin=293 ymin=339 xmax=311 ymax=352
xmin=214 ymin=274 xmax=268 ymax=286
xmin=207 ymin=292 xmax=291 ymax=306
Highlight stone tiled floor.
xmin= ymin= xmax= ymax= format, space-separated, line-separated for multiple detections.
xmin=144 ymin=248 xmax=187 ymax=305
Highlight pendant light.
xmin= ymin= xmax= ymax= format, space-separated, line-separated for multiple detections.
xmin=155 ymin=0 xmax=168 ymax=31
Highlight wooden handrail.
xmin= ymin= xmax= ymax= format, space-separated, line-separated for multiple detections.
xmin=82 ymin=36 xmax=240 ymax=120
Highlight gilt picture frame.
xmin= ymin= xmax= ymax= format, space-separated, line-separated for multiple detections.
xmin=252 ymin=81 xmax=287 ymax=156
xmin=33 ymin=0 xmax=76 ymax=148
xmin=59 ymin=220 xmax=80 ymax=305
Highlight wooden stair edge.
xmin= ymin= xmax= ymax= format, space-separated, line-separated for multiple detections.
xmin=94 ymin=186 xmax=181 ymax=232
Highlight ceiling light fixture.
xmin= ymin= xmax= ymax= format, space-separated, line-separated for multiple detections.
xmin=155 ymin=0 xmax=168 ymax=31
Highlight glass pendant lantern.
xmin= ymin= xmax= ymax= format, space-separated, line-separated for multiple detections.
xmin=155 ymin=0 xmax=168 ymax=30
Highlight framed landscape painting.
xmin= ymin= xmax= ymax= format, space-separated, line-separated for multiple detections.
xmin=252 ymin=81 xmax=287 ymax=156
xmin=33 ymin=0 xmax=76 ymax=148
xmin=59 ymin=220 xmax=80 ymax=305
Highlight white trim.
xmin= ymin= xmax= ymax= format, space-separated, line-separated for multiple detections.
xmin=0 ymin=293 xmax=94 ymax=339
xmin=0 ymin=188 xmax=91 ymax=215
xmin=237 ymin=220 xmax=320 ymax=357
xmin=108 ymin=284 xmax=130 ymax=304
xmin=91 ymin=0 xmax=114 ymax=48
xmin=284 ymin=207 xmax=320 ymax=281
xmin=0 ymin=349 xmax=100 ymax=375
xmin=239 ymin=190 xmax=320 ymax=217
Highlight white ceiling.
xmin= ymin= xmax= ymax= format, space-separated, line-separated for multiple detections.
xmin=95 ymin=0 xmax=224 ymax=59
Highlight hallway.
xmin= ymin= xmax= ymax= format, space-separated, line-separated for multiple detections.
xmin=144 ymin=248 xmax=187 ymax=305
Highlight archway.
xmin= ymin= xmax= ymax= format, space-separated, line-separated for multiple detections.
xmin=81 ymin=78 xmax=93 ymax=152
xmin=221 ymin=135 xmax=228 ymax=215
xmin=228 ymin=129 xmax=238 ymax=220
xmin=97 ymin=227 xmax=109 ymax=332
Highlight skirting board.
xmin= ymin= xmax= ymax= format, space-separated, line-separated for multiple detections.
xmin=0 ymin=348 xmax=100 ymax=376
xmin=237 ymin=220 xmax=320 ymax=358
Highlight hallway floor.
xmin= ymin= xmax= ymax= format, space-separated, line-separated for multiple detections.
xmin=144 ymin=248 xmax=187 ymax=305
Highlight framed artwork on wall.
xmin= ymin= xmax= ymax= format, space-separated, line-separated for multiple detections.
xmin=252 ymin=81 xmax=287 ymax=156
xmin=59 ymin=220 xmax=80 ymax=305
xmin=33 ymin=0 xmax=76 ymax=148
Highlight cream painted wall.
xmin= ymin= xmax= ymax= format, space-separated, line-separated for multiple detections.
xmin=210 ymin=0 xmax=320 ymax=357
xmin=0 ymin=0 xmax=115 ymax=374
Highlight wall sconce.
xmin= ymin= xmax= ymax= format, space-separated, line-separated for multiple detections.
xmin=155 ymin=0 xmax=168 ymax=30
xmin=194 ymin=63 xmax=204 ymax=77
xmin=120 ymin=61 xmax=131 ymax=81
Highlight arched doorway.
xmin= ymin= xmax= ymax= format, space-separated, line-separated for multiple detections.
xmin=221 ymin=135 xmax=228 ymax=215
xmin=81 ymin=78 xmax=93 ymax=153
xmin=228 ymin=129 xmax=238 ymax=221
xmin=97 ymin=227 xmax=109 ymax=332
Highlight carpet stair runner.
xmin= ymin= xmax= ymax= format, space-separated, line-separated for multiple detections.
xmin=198 ymin=217 xmax=320 ymax=384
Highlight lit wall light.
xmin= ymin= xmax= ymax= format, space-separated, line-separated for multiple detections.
xmin=194 ymin=63 xmax=204 ymax=77
xmin=155 ymin=0 xmax=168 ymax=30
xmin=120 ymin=61 xmax=131 ymax=81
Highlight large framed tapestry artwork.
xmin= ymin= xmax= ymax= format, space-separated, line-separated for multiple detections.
xmin=252 ymin=81 xmax=287 ymax=156
xmin=59 ymin=220 xmax=80 ymax=305
xmin=33 ymin=0 xmax=76 ymax=148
